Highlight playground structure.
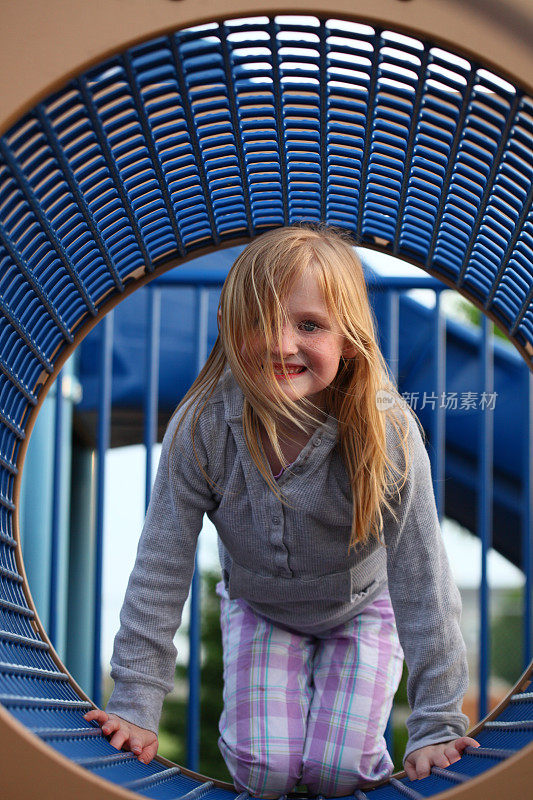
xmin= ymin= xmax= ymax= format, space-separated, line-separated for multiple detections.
xmin=0 ymin=1 xmax=532 ymax=798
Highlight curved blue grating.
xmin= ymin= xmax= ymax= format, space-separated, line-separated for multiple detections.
xmin=0 ymin=12 xmax=531 ymax=799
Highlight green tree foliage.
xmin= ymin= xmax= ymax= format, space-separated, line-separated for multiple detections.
xmin=159 ymin=571 xmax=231 ymax=781
xmin=457 ymin=299 xmax=508 ymax=342
xmin=490 ymin=586 xmax=524 ymax=686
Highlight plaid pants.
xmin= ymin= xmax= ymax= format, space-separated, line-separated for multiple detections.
xmin=217 ymin=581 xmax=404 ymax=797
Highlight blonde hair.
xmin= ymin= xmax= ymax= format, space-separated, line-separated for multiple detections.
xmin=171 ymin=223 xmax=422 ymax=549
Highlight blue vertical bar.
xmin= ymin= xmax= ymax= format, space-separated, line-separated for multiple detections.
xmin=49 ymin=371 xmax=64 ymax=648
xmin=187 ymin=287 xmax=210 ymax=772
xmin=384 ymin=290 xmax=399 ymax=760
xmin=385 ymin=290 xmax=399 ymax=381
xmin=523 ymin=369 xmax=533 ymax=667
xmin=478 ymin=316 xmax=493 ymax=720
xmin=93 ymin=312 xmax=113 ymax=707
xmin=144 ymin=288 xmax=161 ymax=512
xmin=431 ymin=290 xmax=446 ymax=521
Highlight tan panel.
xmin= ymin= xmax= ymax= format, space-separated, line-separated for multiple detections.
xmin=1 ymin=697 xmax=532 ymax=800
xmin=0 ymin=703 xmax=143 ymax=800
xmin=1 ymin=0 xmax=532 ymax=134
xmin=1 ymin=2 xmax=532 ymax=798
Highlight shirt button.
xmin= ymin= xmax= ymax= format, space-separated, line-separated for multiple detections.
xmin=272 ymin=515 xmax=280 ymax=524
xmin=313 ymin=437 xmax=322 ymax=447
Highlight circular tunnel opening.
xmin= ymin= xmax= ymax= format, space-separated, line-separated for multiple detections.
xmin=0 ymin=11 xmax=531 ymax=800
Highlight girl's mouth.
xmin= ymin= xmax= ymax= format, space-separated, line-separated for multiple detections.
xmin=272 ymin=364 xmax=306 ymax=379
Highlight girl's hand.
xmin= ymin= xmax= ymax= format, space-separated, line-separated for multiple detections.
xmin=83 ymin=709 xmax=159 ymax=764
xmin=404 ymin=736 xmax=480 ymax=780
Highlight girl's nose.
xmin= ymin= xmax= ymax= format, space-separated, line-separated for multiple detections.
xmin=272 ymin=324 xmax=298 ymax=356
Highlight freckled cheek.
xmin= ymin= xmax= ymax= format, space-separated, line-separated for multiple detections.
xmin=239 ymin=338 xmax=266 ymax=373
xmin=239 ymin=333 xmax=260 ymax=357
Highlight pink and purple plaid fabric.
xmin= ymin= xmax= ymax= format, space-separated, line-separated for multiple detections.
xmin=217 ymin=582 xmax=404 ymax=797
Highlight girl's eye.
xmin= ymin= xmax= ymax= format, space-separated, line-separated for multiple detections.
xmin=299 ymin=320 xmax=320 ymax=333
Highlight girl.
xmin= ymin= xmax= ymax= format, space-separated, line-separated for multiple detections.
xmin=85 ymin=224 xmax=478 ymax=795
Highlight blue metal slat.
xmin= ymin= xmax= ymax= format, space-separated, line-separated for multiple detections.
xmin=143 ymin=287 xmax=160 ymax=512
xmin=0 ymin=295 xmax=52 ymax=375
xmin=0 ymin=382 xmax=33 ymax=437
xmin=48 ymin=371 xmax=63 ymax=648
xmin=456 ymin=96 xmax=522 ymax=292
xmin=47 ymin=733 xmax=129 ymax=759
xmin=0 ymin=226 xmax=72 ymax=347
xmin=178 ymin=781 xmax=216 ymax=800
xmin=0 ymin=640 xmax=54 ymax=671
xmin=170 ymin=33 xmax=223 ymax=245
xmin=0 ymin=596 xmax=33 ymax=620
xmin=497 ymin=703 xmax=533 ymax=723
xmin=509 ymin=274 xmax=533 ymax=340
xmin=6 ymin=331 xmax=42 ymax=395
xmin=75 ymin=753 xmax=147 ymax=781
xmin=133 ymin=770 xmax=200 ymax=798
xmin=0 ymin=662 xmax=68 ymax=681
xmin=1 ymin=291 xmax=60 ymax=374
xmin=499 ymin=263 xmax=530 ymax=309
xmin=0 ymin=529 xmax=18 ymax=548
xmin=524 ymin=371 xmax=533 ymax=662
xmin=122 ymin=50 xmax=187 ymax=258
xmin=477 ymin=304 xmax=494 ymax=719
xmin=0 ymin=137 xmax=98 ymax=322
xmin=0 ymin=572 xmax=26 ymax=609
xmin=475 ymin=727 xmax=533 ymax=749
xmin=0 ymin=696 xmax=92 ymax=710
xmin=0 ymin=540 xmax=18 ymax=574
xmin=123 ymin=767 xmax=181 ymax=793
xmin=92 ymin=311 xmax=113 ymax=706
xmin=0 ymin=671 xmax=79 ymax=700
xmin=76 ymin=72 xmax=154 ymax=271
xmin=186 ymin=787 xmax=239 ymax=800
xmin=354 ymin=783 xmax=415 ymax=800
xmin=8 ymin=704 xmax=93 ymax=730
xmin=429 ymin=749 xmax=504 ymax=778
xmin=36 ymin=727 xmax=102 ymax=739
xmin=38 ymin=111 xmax=123 ymax=296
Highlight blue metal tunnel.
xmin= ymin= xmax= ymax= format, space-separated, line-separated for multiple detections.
xmin=0 ymin=8 xmax=532 ymax=800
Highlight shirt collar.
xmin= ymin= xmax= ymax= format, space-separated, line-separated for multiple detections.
xmin=222 ymin=369 xmax=338 ymax=442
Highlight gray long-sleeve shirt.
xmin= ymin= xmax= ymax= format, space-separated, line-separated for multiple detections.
xmin=107 ymin=370 xmax=469 ymax=762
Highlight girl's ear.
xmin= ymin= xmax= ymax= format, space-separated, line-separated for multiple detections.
xmin=217 ymin=308 xmax=222 ymax=328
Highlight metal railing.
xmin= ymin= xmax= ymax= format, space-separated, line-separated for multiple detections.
xmin=27 ymin=269 xmax=533 ymax=770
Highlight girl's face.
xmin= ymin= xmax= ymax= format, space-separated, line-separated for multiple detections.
xmin=246 ymin=272 xmax=350 ymax=409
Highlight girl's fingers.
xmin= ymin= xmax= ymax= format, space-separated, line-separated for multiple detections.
xmin=444 ymin=744 xmax=461 ymax=764
xmin=129 ymin=738 xmax=143 ymax=756
xmin=404 ymin=761 xmax=417 ymax=781
xmin=109 ymin=729 xmax=129 ymax=751
xmin=415 ymin=754 xmax=431 ymax=779
xmin=458 ymin=736 xmax=480 ymax=752
xmin=83 ymin=709 xmax=107 ymax=723
xmin=83 ymin=711 xmax=158 ymax=760
xmin=139 ymin=739 xmax=158 ymax=764
xmin=433 ymin=752 xmax=451 ymax=769
xmin=101 ymin=717 xmax=121 ymax=736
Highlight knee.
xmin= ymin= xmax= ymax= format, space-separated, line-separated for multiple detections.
xmin=219 ymin=735 xmax=301 ymax=796
xmin=302 ymin=748 xmax=393 ymax=796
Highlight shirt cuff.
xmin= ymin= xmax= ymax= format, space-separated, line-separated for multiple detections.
xmin=403 ymin=722 xmax=469 ymax=765
xmin=105 ymin=680 xmax=166 ymax=735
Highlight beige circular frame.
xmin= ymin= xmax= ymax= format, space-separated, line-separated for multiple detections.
xmin=0 ymin=2 xmax=532 ymax=799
